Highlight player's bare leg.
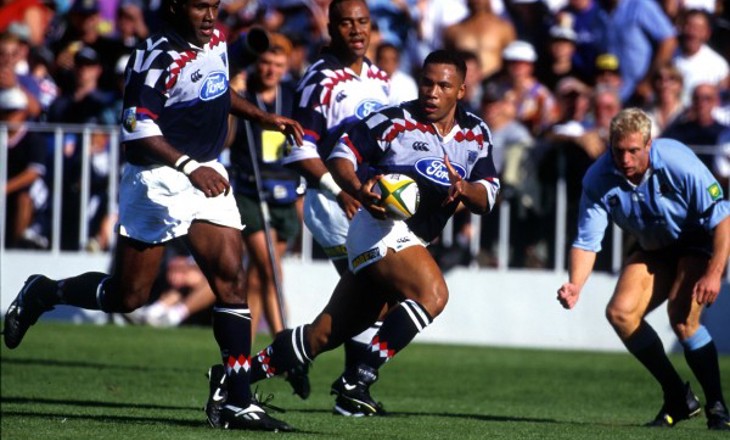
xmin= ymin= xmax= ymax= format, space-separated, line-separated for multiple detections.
xmin=324 ymin=246 xmax=446 ymax=416
xmin=187 ymin=221 xmax=292 ymax=432
xmin=606 ymin=251 xmax=699 ymax=427
xmin=669 ymin=254 xmax=730 ymax=430
xmin=247 ymin=269 xmax=385 ymax=414
xmin=4 ymin=235 xmax=164 ymax=349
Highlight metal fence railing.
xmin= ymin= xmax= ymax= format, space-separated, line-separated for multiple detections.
xmin=2 ymin=123 xmax=729 ymax=279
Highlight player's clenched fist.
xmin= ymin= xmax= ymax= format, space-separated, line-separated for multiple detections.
xmin=557 ymin=283 xmax=580 ymax=310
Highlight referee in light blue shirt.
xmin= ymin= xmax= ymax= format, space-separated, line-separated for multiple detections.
xmin=557 ymin=108 xmax=730 ymax=430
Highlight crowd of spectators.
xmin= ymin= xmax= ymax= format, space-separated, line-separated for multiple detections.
xmin=2 ymin=0 xmax=730 ymax=273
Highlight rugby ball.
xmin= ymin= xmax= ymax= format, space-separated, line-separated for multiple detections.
xmin=372 ymin=173 xmax=420 ymax=220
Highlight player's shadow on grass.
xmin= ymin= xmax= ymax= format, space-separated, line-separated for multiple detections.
xmin=0 ymin=410 xmax=206 ymax=428
xmin=1 ymin=356 xmax=193 ymax=373
xmin=2 ymin=403 xmax=324 ymax=435
xmin=292 ymin=408 xmax=558 ymax=424
xmin=292 ymin=408 xmax=649 ymax=428
xmin=393 ymin=410 xmax=558 ymax=424
xmin=1 ymin=396 xmax=195 ymax=411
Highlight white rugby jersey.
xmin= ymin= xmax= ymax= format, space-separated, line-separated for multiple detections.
xmin=120 ymin=27 xmax=231 ymax=164
xmin=330 ymin=100 xmax=501 ymax=242
xmin=282 ymin=52 xmax=390 ymax=168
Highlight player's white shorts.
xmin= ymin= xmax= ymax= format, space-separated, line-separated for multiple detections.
xmin=118 ymin=161 xmax=244 ymax=244
xmin=346 ymin=209 xmax=427 ymax=274
xmin=303 ymin=188 xmax=349 ymax=260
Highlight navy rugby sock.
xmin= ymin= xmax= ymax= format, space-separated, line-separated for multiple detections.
xmin=356 ymin=300 xmax=432 ymax=373
xmin=624 ymin=322 xmax=685 ymax=398
xmin=344 ymin=322 xmax=382 ymax=371
xmin=56 ymin=272 xmax=111 ymax=310
xmin=250 ymin=325 xmax=312 ymax=383
xmin=682 ymin=327 xmax=725 ymax=405
xmin=212 ymin=302 xmax=252 ymax=407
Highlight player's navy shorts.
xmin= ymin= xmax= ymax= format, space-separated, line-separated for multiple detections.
xmin=630 ymin=228 xmax=714 ymax=260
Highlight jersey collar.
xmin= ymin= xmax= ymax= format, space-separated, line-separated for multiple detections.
xmin=320 ymin=51 xmax=372 ymax=78
xmin=162 ymin=24 xmax=206 ymax=52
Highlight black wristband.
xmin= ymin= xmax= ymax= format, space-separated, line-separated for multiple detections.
xmin=176 ymin=157 xmax=194 ymax=172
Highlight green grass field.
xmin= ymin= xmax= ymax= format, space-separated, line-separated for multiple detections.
xmin=1 ymin=322 xmax=728 ymax=439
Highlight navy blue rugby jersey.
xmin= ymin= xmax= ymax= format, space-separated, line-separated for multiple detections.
xmin=330 ymin=100 xmax=501 ymax=242
xmin=120 ymin=27 xmax=231 ymax=164
xmin=282 ymin=52 xmax=390 ymax=169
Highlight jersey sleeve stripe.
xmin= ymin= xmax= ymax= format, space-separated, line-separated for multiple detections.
xmin=136 ymin=107 xmax=158 ymax=120
xmin=342 ymin=135 xmax=363 ymax=164
xmin=298 ymin=83 xmax=317 ymax=108
xmin=303 ymin=129 xmax=320 ymax=143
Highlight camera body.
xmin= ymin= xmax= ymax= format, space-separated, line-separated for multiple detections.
xmin=229 ymin=27 xmax=269 ymax=73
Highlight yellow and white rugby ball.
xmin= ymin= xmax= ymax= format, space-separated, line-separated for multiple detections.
xmin=372 ymin=173 xmax=420 ymax=220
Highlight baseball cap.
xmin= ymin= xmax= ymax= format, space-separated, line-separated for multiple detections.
xmin=70 ymin=0 xmax=100 ymax=14
xmin=502 ymin=41 xmax=537 ymax=63
xmin=7 ymin=23 xmax=31 ymax=43
xmin=549 ymin=25 xmax=577 ymax=43
xmin=0 ymin=87 xmax=29 ymax=112
xmin=75 ymin=46 xmax=100 ymax=66
xmin=595 ymin=53 xmax=620 ymax=72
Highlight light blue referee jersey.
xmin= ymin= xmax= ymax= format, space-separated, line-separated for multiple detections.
xmin=574 ymin=138 xmax=730 ymax=252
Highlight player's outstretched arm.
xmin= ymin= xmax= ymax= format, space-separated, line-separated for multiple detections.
xmin=557 ymin=247 xmax=597 ymax=310
xmin=693 ymin=216 xmax=730 ymax=306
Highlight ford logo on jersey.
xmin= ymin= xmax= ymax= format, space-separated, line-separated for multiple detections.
xmin=355 ymin=99 xmax=384 ymax=119
xmin=200 ymin=71 xmax=228 ymax=101
xmin=415 ymin=157 xmax=466 ymax=186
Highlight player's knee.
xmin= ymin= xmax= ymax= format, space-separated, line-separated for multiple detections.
xmin=605 ymin=303 xmax=636 ymax=331
xmin=418 ymin=283 xmax=449 ymax=318
xmin=213 ymin=270 xmax=247 ymax=304
xmin=218 ymin=289 xmax=246 ymax=305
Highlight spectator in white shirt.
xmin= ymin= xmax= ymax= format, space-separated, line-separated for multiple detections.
xmin=673 ymin=8 xmax=729 ymax=105
xmin=375 ymin=42 xmax=418 ymax=105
